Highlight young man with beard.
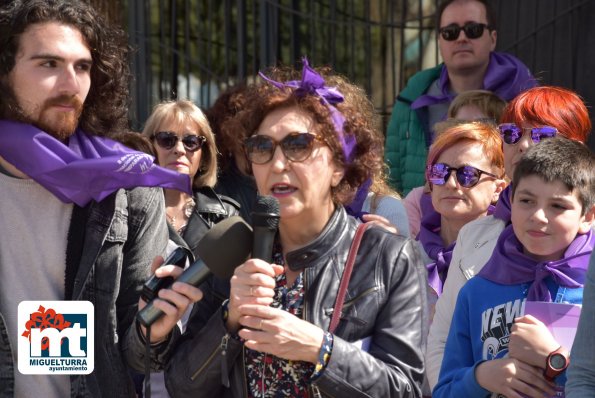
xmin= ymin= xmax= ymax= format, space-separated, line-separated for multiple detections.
xmin=0 ymin=1 xmax=192 ymax=396
xmin=385 ymin=0 xmax=537 ymax=195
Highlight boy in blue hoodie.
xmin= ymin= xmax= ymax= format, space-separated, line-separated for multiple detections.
xmin=434 ymin=137 xmax=595 ymax=398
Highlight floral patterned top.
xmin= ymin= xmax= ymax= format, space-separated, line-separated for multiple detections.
xmin=243 ymin=247 xmax=333 ymax=397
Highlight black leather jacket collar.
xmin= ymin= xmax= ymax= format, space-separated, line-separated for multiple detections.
xmin=286 ymin=205 xmax=355 ymax=271
xmin=171 ymin=186 xmax=240 ymax=258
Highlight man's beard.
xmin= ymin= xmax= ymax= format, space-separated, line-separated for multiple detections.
xmin=0 ymin=82 xmax=83 ymax=142
xmin=34 ymin=95 xmax=84 ymax=141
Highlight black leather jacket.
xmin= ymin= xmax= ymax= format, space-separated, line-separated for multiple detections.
xmin=170 ymin=186 xmax=241 ymax=257
xmin=124 ymin=186 xmax=239 ymax=373
xmin=164 ymin=206 xmax=428 ymax=398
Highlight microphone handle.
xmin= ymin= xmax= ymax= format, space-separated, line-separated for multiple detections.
xmin=137 ymin=260 xmax=212 ymax=327
xmin=252 ymin=225 xmax=277 ymax=262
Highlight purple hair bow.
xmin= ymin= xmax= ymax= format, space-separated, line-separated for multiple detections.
xmin=259 ymin=57 xmax=356 ymax=163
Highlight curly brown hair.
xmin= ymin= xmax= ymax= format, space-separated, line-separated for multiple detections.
xmin=224 ymin=65 xmax=386 ymax=205
xmin=0 ymin=0 xmax=131 ymax=136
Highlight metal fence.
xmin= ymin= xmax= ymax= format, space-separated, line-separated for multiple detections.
xmin=126 ymin=0 xmax=442 ymax=128
xmin=125 ymin=0 xmax=595 ymax=151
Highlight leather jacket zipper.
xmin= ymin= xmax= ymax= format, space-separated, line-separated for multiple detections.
xmin=221 ymin=333 xmax=231 ymax=387
xmin=190 ymin=334 xmax=227 ymax=381
xmin=305 ymin=269 xmax=335 ymax=398
xmin=341 ymin=286 xmax=379 ymax=310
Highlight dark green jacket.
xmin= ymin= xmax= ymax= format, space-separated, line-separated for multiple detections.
xmin=384 ymin=64 xmax=442 ymax=195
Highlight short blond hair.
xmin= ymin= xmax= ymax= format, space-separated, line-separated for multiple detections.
xmin=447 ymin=89 xmax=506 ymax=121
xmin=142 ymin=99 xmax=218 ymax=188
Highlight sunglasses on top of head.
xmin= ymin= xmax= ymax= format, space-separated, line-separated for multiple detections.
xmin=497 ymin=123 xmax=558 ymax=145
xmin=439 ymin=22 xmax=492 ymax=41
xmin=151 ymin=131 xmax=207 ymax=152
xmin=244 ymin=132 xmax=321 ymax=165
xmin=427 ymin=163 xmax=500 ymax=188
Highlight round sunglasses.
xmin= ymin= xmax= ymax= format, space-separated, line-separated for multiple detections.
xmin=427 ymin=163 xmax=500 ymax=188
xmin=244 ymin=132 xmax=320 ymax=164
xmin=439 ymin=22 xmax=491 ymax=41
xmin=497 ymin=123 xmax=558 ymax=145
xmin=151 ymin=131 xmax=207 ymax=152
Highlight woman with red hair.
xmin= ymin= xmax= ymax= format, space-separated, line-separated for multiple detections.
xmin=426 ymin=86 xmax=592 ymax=389
xmin=419 ymin=122 xmax=505 ymax=301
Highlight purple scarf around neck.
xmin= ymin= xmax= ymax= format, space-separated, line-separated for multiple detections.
xmin=418 ymin=193 xmax=495 ymax=296
xmin=418 ymin=207 xmax=455 ymax=296
xmin=0 ymin=120 xmax=192 ymax=206
xmin=411 ymin=52 xmax=537 ymax=110
xmin=493 ymin=184 xmax=512 ymax=223
xmin=478 ymin=225 xmax=594 ymax=302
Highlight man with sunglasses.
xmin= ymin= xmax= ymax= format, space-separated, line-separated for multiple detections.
xmin=385 ymin=0 xmax=537 ymax=195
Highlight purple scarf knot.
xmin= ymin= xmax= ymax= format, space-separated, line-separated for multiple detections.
xmin=259 ymin=57 xmax=356 ymax=163
xmin=411 ymin=52 xmax=538 ymax=110
xmin=479 ymin=225 xmax=594 ymax=301
xmin=0 ymin=120 xmax=192 ymax=206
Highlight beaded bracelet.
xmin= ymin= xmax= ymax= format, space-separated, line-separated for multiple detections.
xmin=311 ymin=331 xmax=334 ymax=381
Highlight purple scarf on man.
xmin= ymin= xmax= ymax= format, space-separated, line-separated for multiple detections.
xmin=419 ymin=193 xmax=495 ymax=296
xmin=0 ymin=120 xmax=192 ymax=206
xmin=411 ymin=52 xmax=537 ymax=110
xmin=478 ymin=225 xmax=594 ymax=302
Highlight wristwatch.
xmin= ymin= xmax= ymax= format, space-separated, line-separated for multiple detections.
xmin=544 ymin=346 xmax=570 ymax=380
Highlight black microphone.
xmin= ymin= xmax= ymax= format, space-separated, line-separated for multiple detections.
xmin=137 ymin=216 xmax=253 ymax=327
xmin=250 ymin=195 xmax=280 ymax=262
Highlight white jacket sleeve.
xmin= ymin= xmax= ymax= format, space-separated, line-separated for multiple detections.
xmin=425 ymin=216 xmax=505 ymax=389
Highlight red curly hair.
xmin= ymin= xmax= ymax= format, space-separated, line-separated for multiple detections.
xmin=500 ymin=86 xmax=591 ymax=143
xmin=224 ymin=65 xmax=385 ymax=205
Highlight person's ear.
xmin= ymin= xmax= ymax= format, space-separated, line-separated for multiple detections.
xmin=489 ymin=29 xmax=497 ymax=51
xmin=578 ymin=204 xmax=595 ymax=234
xmin=491 ymin=178 xmax=507 ymax=204
xmin=330 ymin=165 xmax=345 ymax=188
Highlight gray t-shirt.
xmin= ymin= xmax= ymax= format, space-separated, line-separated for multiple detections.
xmin=0 ymin=171 xmax=72 ymax=397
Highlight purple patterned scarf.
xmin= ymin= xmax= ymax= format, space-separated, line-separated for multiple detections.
xmin=478 ymin=225 xmax=594 ymax=301
xmin=411 ymin=52 xmax=537 ymax=110
xmin=0 ymin=120 xmax=191 ymax=206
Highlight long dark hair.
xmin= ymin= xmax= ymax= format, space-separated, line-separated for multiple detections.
xmin=0 ymin=0 xmax=131 ymax=136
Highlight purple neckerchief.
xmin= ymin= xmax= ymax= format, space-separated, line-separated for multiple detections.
xmin=418 ymin=208 xmax=455 ymax=296
xmin=419 ymin=200 xmax=495 ymax=296
xmin=478 ymin=225 xmax=594 ymax=302
xmin=259 ymin=57 xmax=356 ymax=163
xmin=0 ymin=120 xmax=192 ymax=206
xmin=493 ymin=184 xmax=512 ymax=223
xmin=411 ymin=52 xmax=538 ymax=110
xmin=345 ymin=178 xmax=372 ymax=220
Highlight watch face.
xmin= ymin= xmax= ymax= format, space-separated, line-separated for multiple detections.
xmin=550 ymin=353 xmax=567 ymax=370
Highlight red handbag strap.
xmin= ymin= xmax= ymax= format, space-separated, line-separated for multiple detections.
xmin=328 ymin=222 xmax=372 ymax=334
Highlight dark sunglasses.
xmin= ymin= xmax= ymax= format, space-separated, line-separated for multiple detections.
xmin=427 ymin=163 xmax=500 ymax=188
xmin=439 ymin=22 xmax=491 ymax=41
xmin=244 ymin=132 xmax=319 ymax=164
xmin=151 ymin=131 xmax=206 ymax=152
xmin=497 ymin=123 xmax=558 ymax=145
